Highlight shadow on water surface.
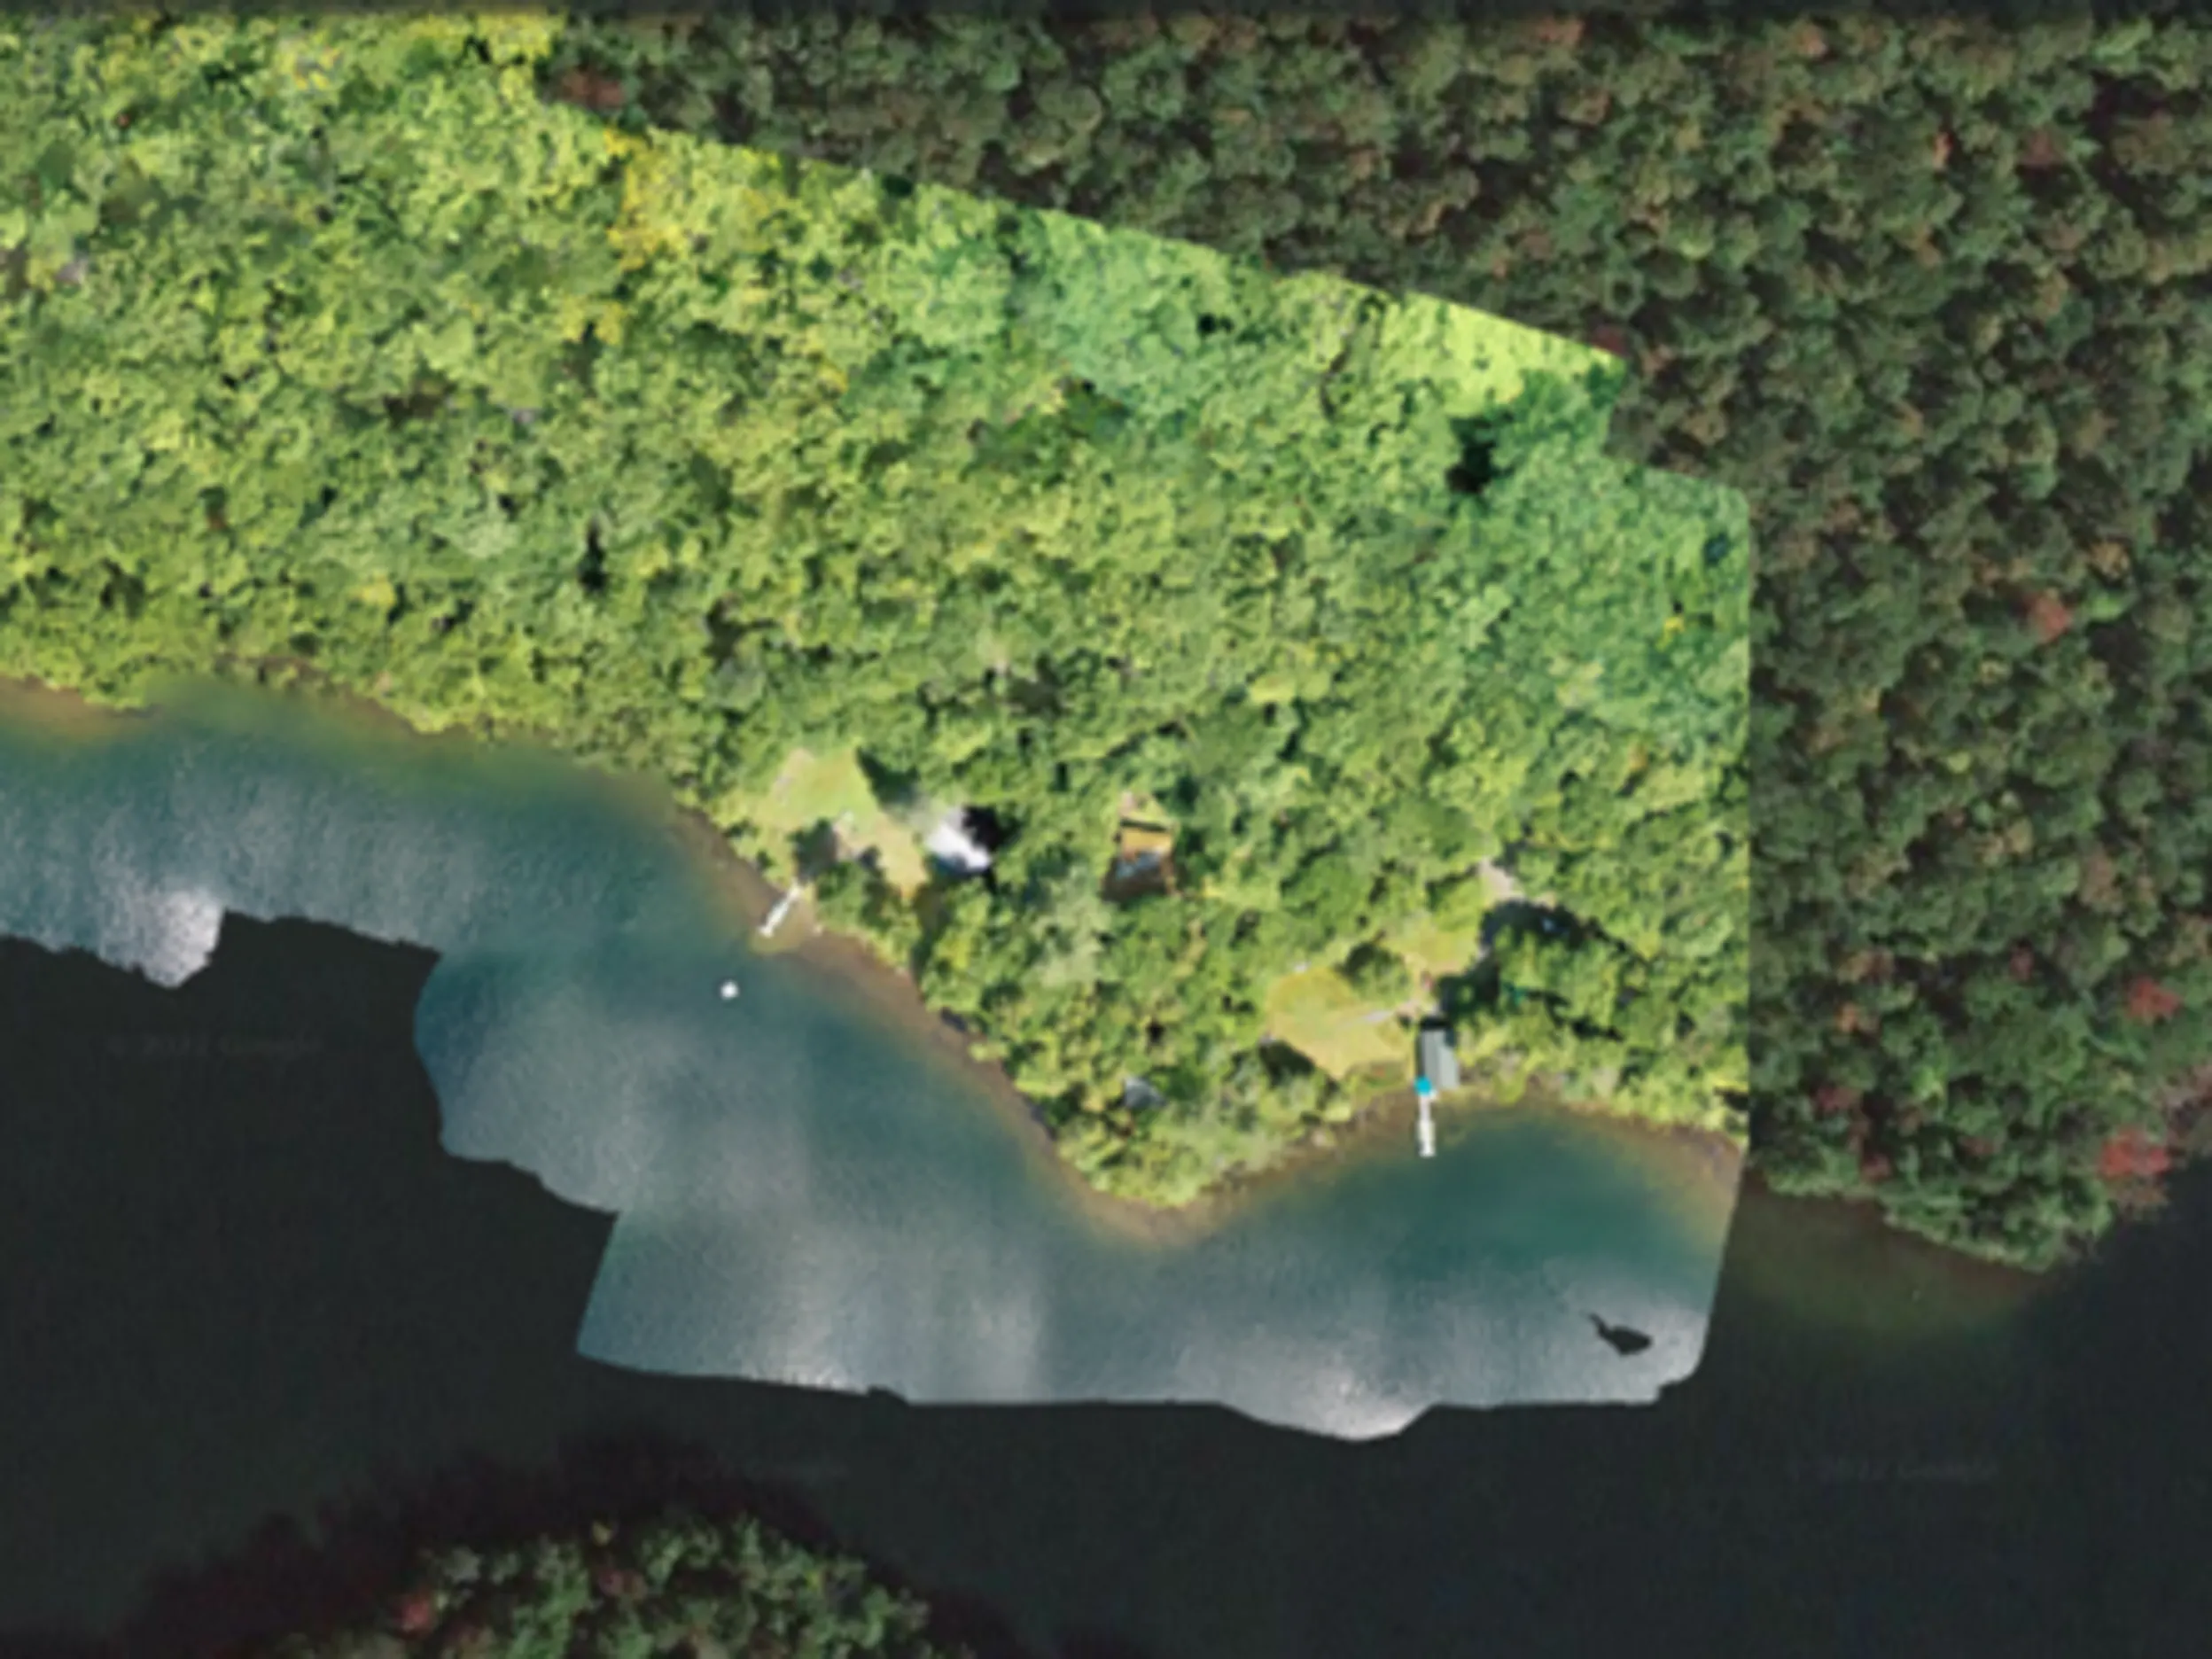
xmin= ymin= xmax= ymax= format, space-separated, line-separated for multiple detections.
xmin=1 ymin=911 xmax=2206 ymax=1658
xmin=1587 ymin=1312 xmax=1655 ymax=1356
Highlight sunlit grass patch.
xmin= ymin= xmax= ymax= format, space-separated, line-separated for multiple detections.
xmin=1382 ymin=911 xmax=1487 ymax=982
xmin=715 ymin=744 xmax=930 ymax=895
xmin=1260 ymin=962 xmax=1415 ymax=1082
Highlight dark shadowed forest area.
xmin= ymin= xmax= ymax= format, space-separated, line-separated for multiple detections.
xmin=531 ymin=4 xmax=2212 ymax=1270
xmin=10 ymin=6 xmax=2206 ymax=1268
xmin=4 ymin=10 xmax=2211 ymax=1655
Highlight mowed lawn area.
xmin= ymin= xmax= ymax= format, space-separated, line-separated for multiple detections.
xmin=713 ymin=744 xmax=932 ymax=896
xmin=1258 ymin=896 xmax=1498 ymax=1087
xmin=719 ymin=749 xmax=1513 ymax=1100
xmin=1260 ymin=964 xmax=1419 ymax=1086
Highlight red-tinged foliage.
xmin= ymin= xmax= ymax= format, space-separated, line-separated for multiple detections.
xmin=1813 ymin=1082 xmax=1862 ymax=1117
xmin=2024 ymin=591 xmax=2074 ymax=644
xmin=554 ymin=66 xmax=627 ymax=113
xmin=1858 ymin=1150 xmax=1894 ymax=1183
xmin=1586 ymin=322 xmax=1633 ymax=361
xmin=2097 ymin=1126 xmax=2171 ymax=1182
xmin=392 ymin=1588 xmax=438 ymax=1636
xmin=2124 ymin=976 xmax=2183 ymax=1024
xmin=19 ymin=2 xmax=2211 ymax=1287
xmin=1834 ymin=1000 xmax=1879 ymax=1036
xmin=1839 ymin=947 xmax=1897 ymax=985
xmin=593 ymin=1562 xmax=650 ymax=1601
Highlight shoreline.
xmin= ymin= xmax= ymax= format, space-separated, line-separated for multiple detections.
xmin=0 ymin=663 xmax=1751 ymax=1249
xmin=1720 ymin=1167 xmax=2049 ymax=1342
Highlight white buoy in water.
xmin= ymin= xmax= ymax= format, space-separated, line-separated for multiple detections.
xmin=720 ymin=979 xmax=740 ymax=1001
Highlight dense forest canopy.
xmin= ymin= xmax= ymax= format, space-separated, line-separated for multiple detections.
xmin=0 ymin=10 xmax=1749 ymax=1212
xmin=256 ymin=1504 xmax=977 ymax=1657
xmin=534 ymin=2 xmax=2212 ymax=1270
xmin=8 ymin=5 xmax=2208 ymax=1269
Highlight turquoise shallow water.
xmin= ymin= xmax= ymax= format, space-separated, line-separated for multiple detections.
xmin=0 ymin=682 xmax=1738 ymax=1437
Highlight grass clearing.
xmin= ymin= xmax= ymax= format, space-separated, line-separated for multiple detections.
xmin=1382 ymin=912 xmax=1488 ymax=982
xmin=1261 ymin=963 xmax=1416 ymax=1082
xmin=715 ymin=744 xmax=931 ymax=896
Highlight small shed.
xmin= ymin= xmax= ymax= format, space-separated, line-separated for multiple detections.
xmin=1107 ymin=819 xmax=1176 ymax=898
xmin=1417 ymin=1026 xmax=1460 ymax=1094
xmin=1114 ymin=821 xmax=1173 ymax=868
xmin=1122 ymin=1075 xmax=1168 ymax=1112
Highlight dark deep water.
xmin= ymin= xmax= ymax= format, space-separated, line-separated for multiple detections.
xmin=0 ymin=685 xmax=1737 ymax=1440
xmin=3 ymin=913 xmax=2206 ymax=1658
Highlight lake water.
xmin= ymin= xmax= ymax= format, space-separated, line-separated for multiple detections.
xmin=13 ymin=682 xmax=2200 ymax=1658
xmin=0 ymin=678 xmax=1741 ymax=1441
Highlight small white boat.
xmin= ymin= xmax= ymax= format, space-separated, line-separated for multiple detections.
xmin=720 ymin=980 xmax=740 ymax=1001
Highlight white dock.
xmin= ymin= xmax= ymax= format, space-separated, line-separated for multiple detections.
xmin=758 ymin=880 xmax=811 ymax=939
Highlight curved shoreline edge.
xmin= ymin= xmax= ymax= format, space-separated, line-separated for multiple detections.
xmin=0 ymin=666 xmax=1746 ymax=1251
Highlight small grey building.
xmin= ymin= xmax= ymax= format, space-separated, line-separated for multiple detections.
xmin=1122 ymin=1075 xmax=1168 ymax=1112
xmin=1417 ymin=1027 xmax=1460 ymax=1094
